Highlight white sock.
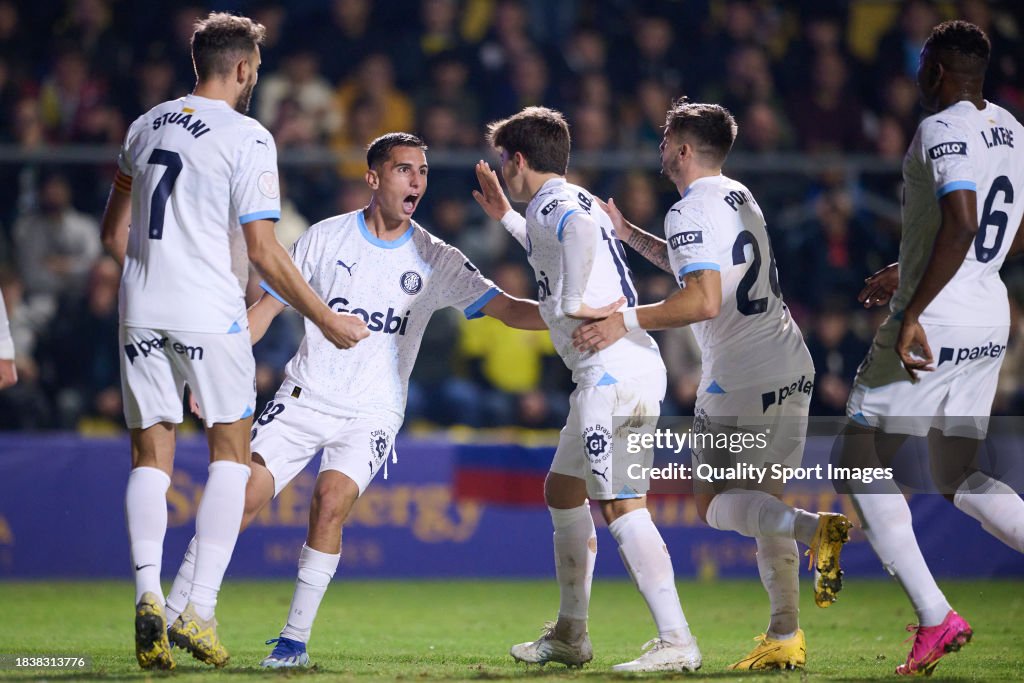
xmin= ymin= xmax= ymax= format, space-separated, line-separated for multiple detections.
xmin=705 ymin=489 xmax=820 ymax=546
xmin=756 ymin=536 xmax=800 ymax=639
xmin=609 ymin=508 xmax=692 ymax=645
xmin=853 ymin=492 xmax=950 ymax=626
xmin=954 ymin=472 xmax=1024 ymax=553
xmin=165 ymin=536 xmax=197 ymax=625
xmin=279 ymin=544 xmax=340 ymax=643
xmin=190 ymin=461 xmax=250 ymax=620
xmin=126 ymin=466 xmax=170 ymax=604
xmin=549 ymin=505 xmax=596 ymax=636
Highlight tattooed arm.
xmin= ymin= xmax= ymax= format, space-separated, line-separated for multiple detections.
xmin=598 ymin=197 xmax=674 ymax=275
xmin=625 ymin=228 xmax=673 ymax=275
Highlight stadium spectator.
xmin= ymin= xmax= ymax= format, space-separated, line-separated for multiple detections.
xmin=13 ymin=172 xmax=101 ymax=314
xmin=300 ymin=0 xmax=381 ymax=84
xmin=454 ymin=261 xmax=564 ymax=427
xmin=36 ymin=257 xmax=121 ymax=430
xmin=804 ymin=303 xmax=866 ymax=416
xmin=788 ymin=49 xmax=869 ymax=153
xmin=257 ymin=48 xmax=340 ymax=144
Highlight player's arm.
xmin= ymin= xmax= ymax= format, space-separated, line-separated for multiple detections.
xmin=559 ymin=210 xmax=626 ymax=319
xmin=1008 ymin=212 xmax=1024 ymax=258
xmin=0 ymin=288 xmax=16 ymax=389
xmin=480 ymin=293 xmax=546 ymax=330
xmin=896 ymin=189 xmax=978 ymax=376
xmin=243 ymin=220 xmax=369 ymax=349
xmin=247 ymin=292 xmax=287 ymax=344
xmin=100 ymin=171 xmax=132 ymax=267
xmin=472 ymin=161 xmax=528 ymax=248
xmin=572 ymin=269 xmax=721 ymax=353
xmin=596 ymin=196 xmax=673 ymax=275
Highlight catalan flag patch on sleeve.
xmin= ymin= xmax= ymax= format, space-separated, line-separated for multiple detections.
xmin=113 ymin=169 xmax=132 ymax=194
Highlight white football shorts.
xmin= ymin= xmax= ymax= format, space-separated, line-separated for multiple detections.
xmin=691 ymin=374 xmax=814 ymax=493
xmin=847 ymin=316 xmax=1008 ymax=438
xmin=250 ymin=388 xmax=402 ymax=496
xmin=550 ymin=370 xmax=666 ymax=500
xmin=120 ymin=326 xmax=256 ymax=429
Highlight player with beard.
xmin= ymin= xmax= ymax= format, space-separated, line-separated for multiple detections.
xmin=100 ymin=12 xmax=367 ymax=670
xmin=162 ymin=133 xmax=591 ymax=668
xmin=570 ymin=100 xmax=852 ymax=671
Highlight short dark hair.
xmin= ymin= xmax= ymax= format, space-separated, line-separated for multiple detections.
xmin=485 ymin=107 xmax=570 ymax=175
xmin=191 ymin=12 xmax=266 ymax=81
xmin=366 ymin=132 xmax=428 ymax=170
xmin=664 ymin=98 xmax=737 ymax=165
xmin=925 ymin=20 xmax=990 ymax=72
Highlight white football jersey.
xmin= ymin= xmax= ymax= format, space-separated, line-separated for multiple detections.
xmin=525 ymin=178 xmax=664 ymax=387
xmin=117 ymin=94 xmax=281 ymax=333
xmin=665 ymin=175 xmax=812 ymax=392
xmin=263 ymin=210 xmax=499 ymax=422
xmin=895 ymin=100 xmax=1024 ymax=327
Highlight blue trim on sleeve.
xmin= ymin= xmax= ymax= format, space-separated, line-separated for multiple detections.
xmin=239 ymin=209 xmax=280 ymax=224
xmin=358 ymin=210 xmax=415 ymax=249
xmin=556 ymin=209 xmax=577 ymax=242
xmin=936 ymin=180 xmax=976 ymax=198
xmin=678 ymin=262 xmax=721 ymax=278
xmin=240 ymin=406 xmax=254 ymax=419
xmin=464 ymin=287 xmax=501 ymax=319
xmin=596 ymin=372 xmax=618 ymax=386
xmin=227 ymin=321 xmax=242 ymax=334
xmin=260 ymin=281 xmax=289 ymax=306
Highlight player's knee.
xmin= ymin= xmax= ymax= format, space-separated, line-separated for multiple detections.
xmin=311 ymin=477 xmax=358 ymax=527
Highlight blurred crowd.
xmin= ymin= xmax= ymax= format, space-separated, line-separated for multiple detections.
xmin=1 ymin=0 xmax=1024 ymax=432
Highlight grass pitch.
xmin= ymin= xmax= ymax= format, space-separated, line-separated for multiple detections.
xmin=0 ymin=579 xmax=1021 ymax=680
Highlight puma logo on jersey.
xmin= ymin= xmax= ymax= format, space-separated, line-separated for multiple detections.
xmin=336 ymin=259 xmax=356 ymax=275
xmin=937 ymin=341 xmax=1005 ymax=366
xmin=928 ymin=141 xmax=967 ymax=159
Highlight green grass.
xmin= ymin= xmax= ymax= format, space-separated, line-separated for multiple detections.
xmin=0 ymin=579 xmax=1021 ymax=680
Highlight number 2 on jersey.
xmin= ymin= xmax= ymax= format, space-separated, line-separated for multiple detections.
xmin=732 ymin=230 xmax=781 ymax=316
xmin=146 ymin=148 xmax=182 ymax=240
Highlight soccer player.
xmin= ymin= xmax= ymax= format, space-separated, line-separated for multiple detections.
xmin=99 ymin=12 xmax=368 ymax=670
xmin=839 ymin=20 xmax=1024 ymax=675
xmin=163 ymin=132 xmax=591 ymax=668
xmin=474 ymin=106 xmax=701 ymax=673
xmin=0 ymin=289 xmax=15 ymax=389
xmin=568 ymin=99 xmax=852 ymax=671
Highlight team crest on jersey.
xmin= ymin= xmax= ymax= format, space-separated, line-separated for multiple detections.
xmin=400 ymin=270 xmax=422 ymax=294
xmin=257 ymin=171 xmax=279 ymax=199
xmin=583 ymin=424 xmax=612 ymax=463
xmin=370 ymin=429 xmax=390 ymax=468
xmin=927 ymin=141 xmax=967 ymax=159
xmin=669 ymin=231 xmax=703 ymax=249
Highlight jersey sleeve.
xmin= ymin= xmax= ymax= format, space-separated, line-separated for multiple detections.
xmin=664 ymin=203 xmax=722 ymax=286
xmin=114 ymin=117 xmax=144 ymax=195
xmin=231 ymin=129 xmax=282 ymax=225
xmin=920 ymin=116 xmax=976 ymax=198
xmin=432 ymin=244 xmax=501 ymax=319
